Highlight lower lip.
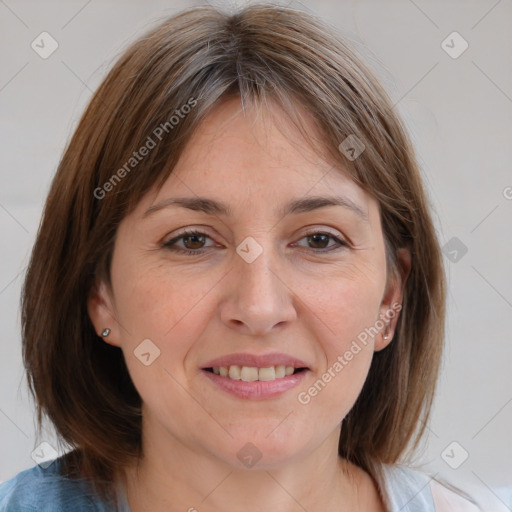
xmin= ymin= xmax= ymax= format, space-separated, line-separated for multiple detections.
xmin=201 ymin=369 xmax=309 ymax=400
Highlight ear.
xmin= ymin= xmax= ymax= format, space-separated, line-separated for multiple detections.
xmin=375 ymin=248 xmax=411 ymax=351
xmin=87 ymin=279 xmax=121 ymax=348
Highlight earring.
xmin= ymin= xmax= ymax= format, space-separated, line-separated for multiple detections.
xmin=383 ymin=325 xmax=392 ymax=340
xmin=101 ymin=328 xmax=111 ymax=337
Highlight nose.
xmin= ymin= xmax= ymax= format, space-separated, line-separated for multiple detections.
xmin=220 ymin=242 xmax=297 ymax=336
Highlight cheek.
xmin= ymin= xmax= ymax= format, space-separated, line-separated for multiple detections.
xmin=294 ymin=268 xmax=384 ymax=415
xmin=112 ymin=260 xmax=218 ymax=344
xmin=110 ymin=258 xmax=222 ymax=400
xmin=295 ymin=296 xmax=377 ymax=429
xmin=114 ymin=264 xmax=219 ymax=422
xmin=305 ymin=263 xmax=384 ymax=351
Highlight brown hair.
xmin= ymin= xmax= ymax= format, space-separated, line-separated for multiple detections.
xmin=21 ymin=2 xmax=445 ymax=501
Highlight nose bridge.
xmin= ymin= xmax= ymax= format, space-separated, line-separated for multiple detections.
xmin=236 ymin=236 xmax=283 ymax=307
xmin=241 ymin=245 xmax=279 ymax=299
xmin=221 ymin=235 xmax=296 ymax=334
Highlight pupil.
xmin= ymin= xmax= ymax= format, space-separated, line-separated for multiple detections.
xmin=182 ymin=234 xmax=330 ymax=250
xmin=310 ymin=234 xmax=328 ymax=249
xmin=184 ymin=234 xmax=205 ymax=249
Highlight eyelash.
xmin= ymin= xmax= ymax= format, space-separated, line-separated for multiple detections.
xmin=162 ymin=228 xmax=348 ymax=256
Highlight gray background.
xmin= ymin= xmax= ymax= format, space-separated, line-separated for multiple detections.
xmin=1 ymin=0 xmax=511 ymax=510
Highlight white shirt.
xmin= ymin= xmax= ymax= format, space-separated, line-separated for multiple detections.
xmin=381 ymin=464 xmax=481 ymax=511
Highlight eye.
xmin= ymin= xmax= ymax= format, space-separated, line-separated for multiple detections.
xmin=162 ymin=229 xmax=216 ymax=255
xmin=294 ymin=230 xmax=348 ymax=252
xmin=162 ymin=228 xmax=348 ymax=256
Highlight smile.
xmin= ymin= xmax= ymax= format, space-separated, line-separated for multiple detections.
xmin=200 ymin=353 xmax=310 ymax=400
xmin=205 ymin=365 xmax=306 ymax=382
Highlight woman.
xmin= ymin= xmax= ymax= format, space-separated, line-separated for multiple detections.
xmin=0 ymin=3 xmax=480 ymax=511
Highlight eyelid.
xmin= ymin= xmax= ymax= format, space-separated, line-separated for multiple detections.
xmin=162 ymin=228 xmax=218 ymax=247
xmin=163 ymin=224 xmax=219 ymax=241
xmin=162 ymin=225 xmax=345 ymax=243
xmin=301 ymin=226 xmax=344 ymax=239
xmin=162 ymin=225 xmax=349 ymax=255
xmin=293 ymin=228 xmax=348 ymax=250
xmin=299 ymin=225 xmax=350 ymax=245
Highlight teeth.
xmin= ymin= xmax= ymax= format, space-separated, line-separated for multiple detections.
xmin=258 ymin=366 xmax=276 ymax=381
xmin=240 ymin=366 xmax=259 ymax=382
xmin=211 ymin=365 xmax=301 ymax=381
xmin=275 ymin=365 xmax=286 ymax=378
xmin=228 ymin=365 xmax=241 ymax=380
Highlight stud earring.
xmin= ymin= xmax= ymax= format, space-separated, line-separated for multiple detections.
xmin=101 ymin=328 xmax=111 ymax=337
xmin=383 ymin=325 xmax=392 ymax=340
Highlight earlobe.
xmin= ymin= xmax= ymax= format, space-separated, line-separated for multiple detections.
xmin=374 ymin=316 xmax=401 ymax=352
xmin=87 ymin=280 xmax=121 ymax=347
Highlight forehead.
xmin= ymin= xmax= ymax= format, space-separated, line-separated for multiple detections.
xmin=135 ymin=97 xmax=376 ymax=219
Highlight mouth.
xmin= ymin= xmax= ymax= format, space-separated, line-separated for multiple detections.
xmin=200 ymin=354 xmax=310 ymax=400
xmin=203 ymin=365 xmax=308 ymax=382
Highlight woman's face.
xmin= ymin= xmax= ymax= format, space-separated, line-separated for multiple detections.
xmin=89 ymin=98 xmax=405 ymax=469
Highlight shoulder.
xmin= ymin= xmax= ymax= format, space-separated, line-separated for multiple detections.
xmin=381 ymin=464 xmax=481 ymax=512
xmin=430 ymin=479 xmax=481 ymax=512
xmin=0 ymin=457 xmax=111 ymax=512
xmin=380 ymin=464 xmax=435 ymax=511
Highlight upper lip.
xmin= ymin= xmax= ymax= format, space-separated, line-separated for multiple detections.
xmin=201 ymin=353 xmax=310 ymax=369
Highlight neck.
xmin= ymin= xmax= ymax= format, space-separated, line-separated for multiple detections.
xmin=120 ymin=418 xmax=384 ymax=512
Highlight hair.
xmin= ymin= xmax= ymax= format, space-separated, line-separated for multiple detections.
xmin=21 ymin=1 xmax=446 ymax=504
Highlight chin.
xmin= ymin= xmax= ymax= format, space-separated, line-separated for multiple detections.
xmin=209 ymin=427 xmax=313 ymax=470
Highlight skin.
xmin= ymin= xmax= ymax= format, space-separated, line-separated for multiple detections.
xmin=88 ymin=97 xmax=410 ymax=512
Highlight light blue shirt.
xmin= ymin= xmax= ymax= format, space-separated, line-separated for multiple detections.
xmin=0 ymin=456 xmax=485 ymax=511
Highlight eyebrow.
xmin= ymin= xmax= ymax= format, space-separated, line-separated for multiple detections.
xmin=143 ymin=195 xmax=368 ymax=221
